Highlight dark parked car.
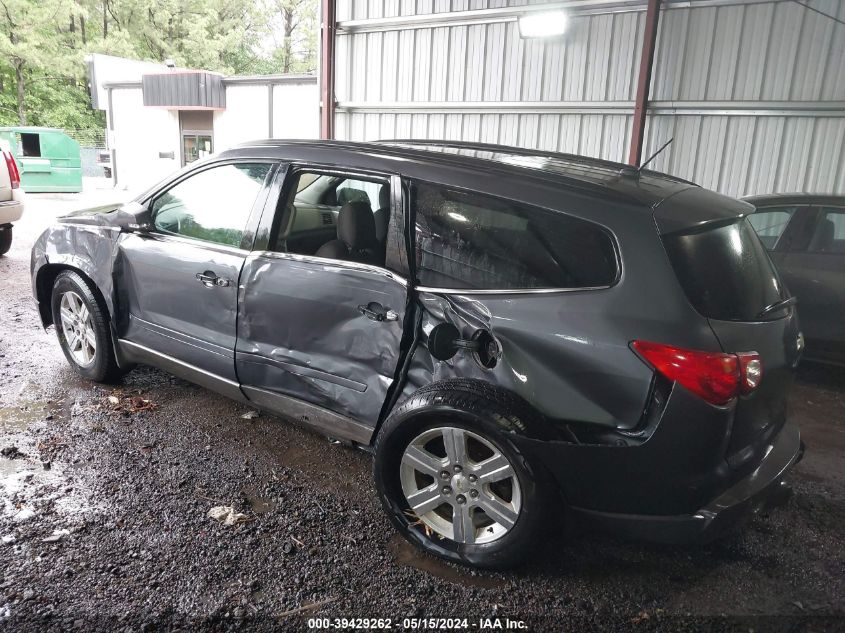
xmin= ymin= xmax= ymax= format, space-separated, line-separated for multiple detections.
xmin=31 ymin=140 xmax=803 ymax=568
xmin=745 ymin=194 xmax=845 ymax=366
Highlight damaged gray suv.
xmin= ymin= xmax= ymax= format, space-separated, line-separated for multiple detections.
xmin=32 ymin=140 xmax=804 ymax=568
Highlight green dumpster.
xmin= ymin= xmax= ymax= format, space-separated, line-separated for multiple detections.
xmin=0 ymin=127 xmax=83 ymax=193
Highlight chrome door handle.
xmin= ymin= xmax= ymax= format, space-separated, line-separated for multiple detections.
xmin=357 ymin=302 xmax=399 ymax=322
xmin=196 ymin=271 xmax=231 ymax=288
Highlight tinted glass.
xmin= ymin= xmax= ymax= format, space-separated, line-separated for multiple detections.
xmin=336 ymin=178 xmax=382 ymax=207
xmin=412 ymin=182 xmax=618 ymax=290
xmin=808 ymin=207 xmax=845 ymax=253
xmin=747 ymin=207 xmax=796 ymax=249
xmin=151 ymin=163 xmax=270 ymax=247
xmin=662 ymin=218 xmax=787 ymax=321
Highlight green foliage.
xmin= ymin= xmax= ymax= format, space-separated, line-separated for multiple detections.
xmin=0 ymin=0 xmax=317 ymax=132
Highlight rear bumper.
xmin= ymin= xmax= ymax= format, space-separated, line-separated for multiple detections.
xmin=0 ymin=196 xmax=24 ymax=225
xmin=570 ymin=423 xmax=803 ymax=544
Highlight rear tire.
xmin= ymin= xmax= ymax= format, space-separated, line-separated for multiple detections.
xmin=0 ymin=225 xmax=11 ymax=256
xmin=374 ymin=381 xmax=552 ymax=569
xmin=51 ymin=270 xmax=124 ymax=383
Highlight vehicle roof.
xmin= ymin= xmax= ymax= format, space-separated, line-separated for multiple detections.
xmin=743 ymin=193 xmax=845 ymax=207
xmin=220 ymin=139 xmax=697 ymax=209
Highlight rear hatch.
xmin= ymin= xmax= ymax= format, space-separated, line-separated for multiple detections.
xmin=656 ymin=188 xmax=803 ymax=476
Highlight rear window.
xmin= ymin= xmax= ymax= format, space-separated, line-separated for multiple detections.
xmin=662 ymin=218 xmax=787 ymax=321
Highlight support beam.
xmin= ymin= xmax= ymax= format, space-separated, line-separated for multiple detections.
xmin=320 ymin=0 xmax=336 ymax=140
xmin=628 ymin=0 xmax=661 ymax=166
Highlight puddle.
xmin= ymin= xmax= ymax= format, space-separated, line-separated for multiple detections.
xmin=1 ymin=454 xmax=96 ymax=523
xmin=388 ymin=533 xmax=506 ymax=589
xmin=0 ymin=456 xmax=28 ymax=478
xmin=0 ymin=405 xmax=46 ymax=434
xmin=242 ymin=489 xmax=276 ymax=514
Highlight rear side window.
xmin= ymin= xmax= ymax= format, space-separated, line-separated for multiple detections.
xmin=747 ymin=206 xmax=796 ymax=249
xmin=662 ymin=218 xmax=786 ymax=321
xmin=411 ymin=182 xmax=618 ymax=290
xmin=807 ymin=207 xmax=845 ymax=253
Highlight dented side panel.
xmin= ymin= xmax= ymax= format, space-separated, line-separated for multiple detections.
xmin=236 ymin=252 xmax=408 ymax=428
xmin=116 ymin=234 xmax=245 ymax=382
xmin=398 ymin=191 xmax=724 ymax=431
xmin=31 ymin=221 xmax=123 ymax=325
xmin=405 ymin=291 xmax=656 ymax=429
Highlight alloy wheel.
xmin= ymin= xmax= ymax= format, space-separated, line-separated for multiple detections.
xmin=59 ymin=291 xmax=97 ymax=367
xmin=399 ymin=426 xmax=522 ymax=544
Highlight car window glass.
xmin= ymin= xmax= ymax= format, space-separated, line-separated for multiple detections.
xmin=336 ymin=179 xmax=382 ymax=207
xmin=411 ymin=181 xmax=618 ymax=290
xmin=151 ymin=163 xmax=270 ymax=247
xmin=662 ymin=218 xmax=786 ymax=321
xmin=296 ymin=172 xmax=321 ymax=193
xmin=747 ymin=207 xmax=796 ymax=249
xmin=273 ymin=171 xmax=391 ymax=270
xmin=808 ymin=207 xmax=845 ymax=254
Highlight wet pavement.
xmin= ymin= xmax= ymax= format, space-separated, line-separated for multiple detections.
xmin=1 ymin=191 xmax=844 ymax=632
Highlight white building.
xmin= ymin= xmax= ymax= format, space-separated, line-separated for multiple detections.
xmin=88 ymin=54 xmax=319 ymax=192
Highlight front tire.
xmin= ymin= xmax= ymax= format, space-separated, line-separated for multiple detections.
xmin=0 ymin=225 xmax=11 ymax=256
xmin=374 ymin=381 xmax=551 ymax=569
xmin=51 ymin=270 xmax=123 ymax=382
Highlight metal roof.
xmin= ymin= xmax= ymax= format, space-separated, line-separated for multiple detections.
xmin=223 ymin=138 xmax=695 ymax=207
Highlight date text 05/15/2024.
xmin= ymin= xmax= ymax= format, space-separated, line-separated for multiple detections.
xmin=307 ymin=617 xmax=528 ymax=630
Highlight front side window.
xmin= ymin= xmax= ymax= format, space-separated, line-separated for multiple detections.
xmin=411 ymin=182 xmax=618 ymax=290
xmin=151 ymin=163 xmax=271 ymax=247
xmin=808 ymin=207 xmax=845 ymax=253
xmin=747 ymin=207 xmax=797 ymax=250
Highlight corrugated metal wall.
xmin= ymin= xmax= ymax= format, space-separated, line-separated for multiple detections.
xmin=333 ymin=0 xmax=845 ymax=197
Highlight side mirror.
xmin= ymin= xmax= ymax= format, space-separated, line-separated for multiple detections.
xmin=112 ymin=203 xmax=153 ymax=233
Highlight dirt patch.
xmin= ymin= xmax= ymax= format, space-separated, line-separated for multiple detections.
xmin=0 ymin=195 xmax=843 ymax=631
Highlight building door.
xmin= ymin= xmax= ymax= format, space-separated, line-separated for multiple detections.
xmin=179 ymin=110 xmax=214 ymax=166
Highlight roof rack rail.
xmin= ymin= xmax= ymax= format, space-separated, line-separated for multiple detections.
xmin=376 ymin=139 xmax=696 ymax=186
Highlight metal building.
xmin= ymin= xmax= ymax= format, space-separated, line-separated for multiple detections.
xmin=322 ymin=0 xmax=845 ymax=197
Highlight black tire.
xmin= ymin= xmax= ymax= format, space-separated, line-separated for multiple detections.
xmin=0 ymin=225 xmax=11 ymax=256
xmin=374 ymin=379 xmax=552 ymax=569
xmin=51 ymin=270 xmax=124 ymax=383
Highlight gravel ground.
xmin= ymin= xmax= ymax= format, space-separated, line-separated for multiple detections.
xmin=1 ymin=190 xmax=843 ymax=632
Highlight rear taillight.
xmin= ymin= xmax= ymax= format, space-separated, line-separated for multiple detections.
xmin=632 ymin=341 xmax=763 ymax=406
xmin=3 ymin=151 xmax=20 ymax=189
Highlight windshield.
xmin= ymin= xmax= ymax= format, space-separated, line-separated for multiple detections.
xmin=662 ymin=218 xmax=788 ymax=322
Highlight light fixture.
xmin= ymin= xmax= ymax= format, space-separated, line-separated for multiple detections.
xmin=518 ymin=10 xmax=569 ymax=39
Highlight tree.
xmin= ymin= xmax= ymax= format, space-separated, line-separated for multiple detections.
xmin=0 ymin=0 xmax=318 ymax=132
xmin=270 ymin=0 xmax=317 ymax=74
xmin=0 ymin=0 xmax=78 ymax=125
